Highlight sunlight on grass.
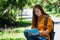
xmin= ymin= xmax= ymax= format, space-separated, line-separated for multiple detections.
xmin=0 ymin=26 xmax=31 ymax=40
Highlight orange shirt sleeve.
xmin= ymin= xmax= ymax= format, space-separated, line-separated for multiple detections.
xmin=46 ymin=16 xmax=53 ymax=33
xmin=42 ymin=16 xmax=53 ymax=38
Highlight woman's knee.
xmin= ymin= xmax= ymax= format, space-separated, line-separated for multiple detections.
xmin=24 ymin=30 xmax=28 ymax=35
xmin=24 ymin=29 xmax=29 ymax=33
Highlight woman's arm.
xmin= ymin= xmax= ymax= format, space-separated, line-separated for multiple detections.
xmin=45 ymin=16 xmax=53 ymax=34
xmin=39 ymin=16 xmax=53 ymax=35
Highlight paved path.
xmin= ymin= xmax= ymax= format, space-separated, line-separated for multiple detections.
xmin=54 ymin=23 xmax=60 ymax=40
xmin=51 ymin=17 xmax=60 ymax=40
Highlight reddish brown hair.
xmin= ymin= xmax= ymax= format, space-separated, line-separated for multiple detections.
xmin=32 ymin=4 xmax=46 ymax=27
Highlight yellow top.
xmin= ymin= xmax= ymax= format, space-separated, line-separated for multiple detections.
xmin=32 ymin=14 xmax=53 ymax=40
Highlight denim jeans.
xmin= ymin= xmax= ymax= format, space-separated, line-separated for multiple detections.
xmin=24 ymin=29 xmax=48 ymax=40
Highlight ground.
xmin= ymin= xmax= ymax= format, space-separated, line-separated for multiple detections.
xmin=0 ymin=26 xmax=31 ymax=40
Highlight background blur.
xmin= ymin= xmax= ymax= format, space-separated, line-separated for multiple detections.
xmin=0 ymin=0 xmax=60 ymax=40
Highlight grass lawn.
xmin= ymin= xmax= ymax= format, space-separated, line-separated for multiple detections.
xmin=0 ymin=19 xmax=31 ymax=40
xmin=0 ymin=26 xmax=31 ymax=40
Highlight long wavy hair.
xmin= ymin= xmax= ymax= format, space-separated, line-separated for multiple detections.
xmin=32 ymin=4 xmax=46 ymax=27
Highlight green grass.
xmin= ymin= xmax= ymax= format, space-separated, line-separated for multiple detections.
xmin=0 ymin=26 xmax=31 ymax=40
xmin=0 ymin=19 xmax=31 ymax=40
xmin=14 ymin=19 xmax=31 ymax=28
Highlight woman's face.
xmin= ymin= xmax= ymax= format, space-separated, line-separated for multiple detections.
xmin=35 ymin=8 xmax=42 ymax=17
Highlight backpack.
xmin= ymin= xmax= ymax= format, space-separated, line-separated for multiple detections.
xmin=44 ymin=14 xmax=55 ymax=40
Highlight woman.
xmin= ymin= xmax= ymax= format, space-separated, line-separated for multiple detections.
xmin=24 ymin=4 xmax=53 ymax=40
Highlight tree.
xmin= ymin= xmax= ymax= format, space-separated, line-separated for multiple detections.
xmin=0 ymin=0 xmax=30 ymax=27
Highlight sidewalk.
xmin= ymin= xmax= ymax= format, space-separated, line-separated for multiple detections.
xmin=51 ymin=16 xmax=60 ymax=40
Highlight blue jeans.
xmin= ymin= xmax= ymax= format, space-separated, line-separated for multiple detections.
xmin=24 ymin=29 xmax=48 ymax=40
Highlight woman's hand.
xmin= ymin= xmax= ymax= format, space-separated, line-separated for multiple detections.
xmin=38 ymin=30 xmax=48 ymax=36
xmin=38 ymin=31 xmax=43 ymax=36
xmin=42 ymin=31 xmax=47 ymax=34
xmin=43 ymin=30 xmax=49 ymax=34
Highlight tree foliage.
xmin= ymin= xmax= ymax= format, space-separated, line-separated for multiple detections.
xmin=0 ymin=0 xmax=60 ymax=27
